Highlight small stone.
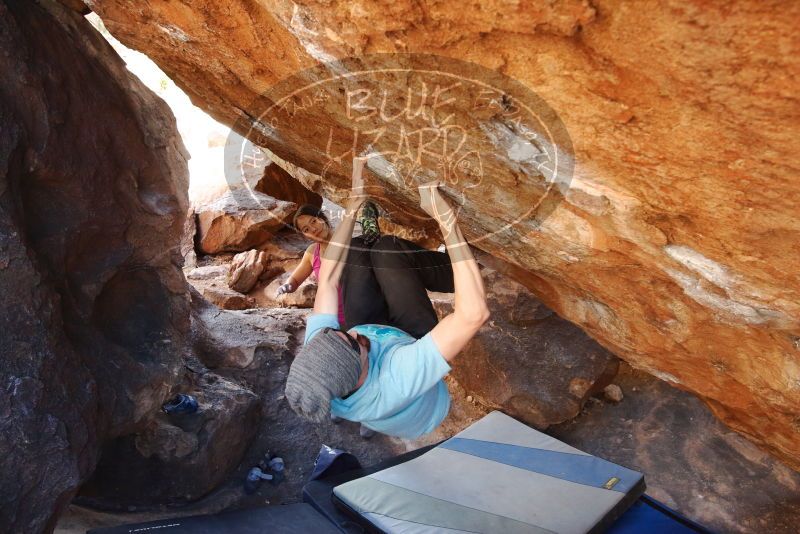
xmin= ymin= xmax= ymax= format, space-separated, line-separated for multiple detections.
xmin=186 ymin=265 xmax=228 ymax=281
xmin=466 ymin=395 xmax=473 ymax=403
xmin=228 ymin=249 xmax=268 ymax=293
xmin=604 ymin=384 xmax=624 ymax=403
xmin=569 ymin=377 xmax=592 ymax=398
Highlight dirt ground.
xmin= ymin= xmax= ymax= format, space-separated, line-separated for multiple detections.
xmin=57 ymin=360 xmax=800 ymax=534
xmin=55 ymin=340 xmax=487 ymax=533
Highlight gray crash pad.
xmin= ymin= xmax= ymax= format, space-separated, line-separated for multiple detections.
xmin=333 ymin=411 xmax=646 ymax=533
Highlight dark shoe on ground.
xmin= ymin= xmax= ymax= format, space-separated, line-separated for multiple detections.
xmin=358 ymin=201 xmax=381 ymax=246
xmin=244 ymin=466 xmax=272 ymax=494
xmin=257 ymin=450 xmax=272 ymax=471
xmin=162 ymin=393 xmax=199 ymax=415
xmin=268 ymin=456 xmax=285 ymax=485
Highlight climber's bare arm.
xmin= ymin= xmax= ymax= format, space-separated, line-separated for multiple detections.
xmin=313 ymin=205 xmax=357 ymax=315
xmin=421 ymin=184 xmax=489 ymax=362
xmin=313 ymin=157 xmax=367 ymax=315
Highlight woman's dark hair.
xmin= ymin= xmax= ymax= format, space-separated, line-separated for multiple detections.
xmin=292 ymin=204 xmax=330 ymax=232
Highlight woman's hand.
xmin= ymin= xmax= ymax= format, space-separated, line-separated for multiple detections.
xmin=275 ymin=280 xmax=296 ymax=297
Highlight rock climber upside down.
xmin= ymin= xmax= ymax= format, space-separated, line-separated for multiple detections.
xmin=285 ymin=156 xmax=490 ymax=438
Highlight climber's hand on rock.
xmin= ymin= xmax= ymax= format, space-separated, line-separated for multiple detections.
xmin=418 ymin=182 xmax=457 ymax=232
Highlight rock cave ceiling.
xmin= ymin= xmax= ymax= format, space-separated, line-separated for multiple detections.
xmin=69 ymin=0 xmax=800 ymax=468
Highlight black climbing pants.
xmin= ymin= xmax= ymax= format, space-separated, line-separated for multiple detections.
xmin=341 ymin=235 xmax=454 ymax=339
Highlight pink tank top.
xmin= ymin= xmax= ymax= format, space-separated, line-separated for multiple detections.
xmin=313 ymin=243 xmax=346 ymax=325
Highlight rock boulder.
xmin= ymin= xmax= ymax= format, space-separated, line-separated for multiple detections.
xmin=435 ymin=269 xmax=619 ymax=428
xmin=190 ymin=288 xmax=301 ymax=369
xmin=88 ymin=0 xmax=800 ymax=467
xmin=77 ymin=372 xmax=261 ymax=506
xmin=228 ymin=249 xmax=270 ymax=293
xmin=180 ymin=208 xmax=198 ymax=269
xmin=202 ymin=285 xmax=256 ymax=310
xmin=196 ymin=189 xmax=296 ymax=254
xmin=255 ymin=161 xmax=323 ymax=210
xmin=0 ymin=1 xmax=190 ymax=530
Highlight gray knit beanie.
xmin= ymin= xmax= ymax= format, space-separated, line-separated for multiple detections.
xmin=285 ymin=328 xmax=362 ymax=423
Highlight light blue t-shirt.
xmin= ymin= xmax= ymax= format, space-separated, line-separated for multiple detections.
xmin=304 ymin=313 xmax=451 ymax=439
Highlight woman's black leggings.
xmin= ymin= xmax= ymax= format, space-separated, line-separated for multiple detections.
xmin=341 ymin=235 xmax=454 ymax=339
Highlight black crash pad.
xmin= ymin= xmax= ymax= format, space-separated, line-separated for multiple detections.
xmin=303 ymin=444 xmax=438 ymax=533
xmin=86 ymin=502 xmax=341 ymax=534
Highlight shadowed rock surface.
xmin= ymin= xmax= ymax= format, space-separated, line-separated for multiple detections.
xmin=77 ymin=372 xmax=261 ymax=507
xmin=550 ymin=364 xmax=800 ymax=534
xmin=255 ymin=161 xmax=323 ymax=210
xmin=55 ymin=308 xmax=486 ymax=533
xmin=434 ymin=268 xmax=619 ymax=428
xmin=55 ymin=359 xmax=800 ymax=534
xmin=83 ymin=0 xmax=800 ymax=467
xmin=1 ymin=1 xmax=190 ymax=530
xmin=190 ymin=287 xmax=301 ymax=369
xmin=74 ymin=290 xmax=311 ymax=509
xmin=180 ymin=207 xmax=198 ymax=269
xmin=3 ymin=1 xmax=798 ymax=532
